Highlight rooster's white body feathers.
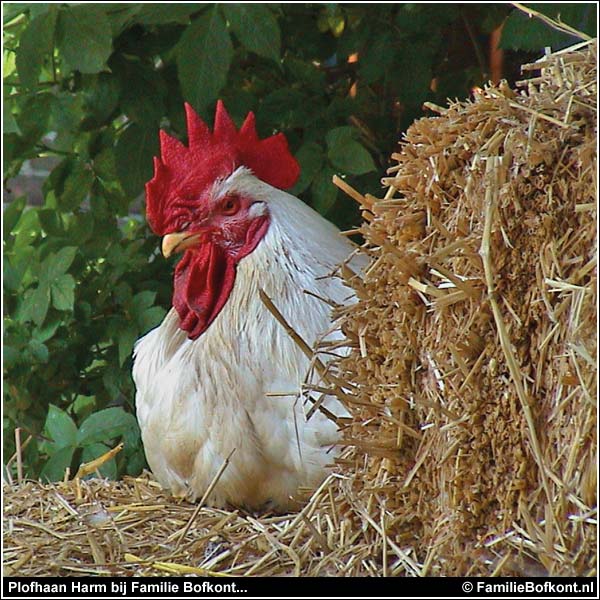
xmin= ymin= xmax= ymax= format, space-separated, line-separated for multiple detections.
xmin=133 ymin=169 xmax=358 ymax=510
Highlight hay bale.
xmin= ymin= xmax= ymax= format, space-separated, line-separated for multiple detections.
xmin=328 ymin=40 xmax=597 ymax=576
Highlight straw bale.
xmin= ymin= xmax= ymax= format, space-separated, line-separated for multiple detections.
xmin=325 ymin=40 xmax=597 ymax=576
xmin=3 ymin=40 xmax=596 ymax=578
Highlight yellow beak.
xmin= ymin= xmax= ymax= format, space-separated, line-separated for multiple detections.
xmin=161 ymin=231 xmax=205 ymax=258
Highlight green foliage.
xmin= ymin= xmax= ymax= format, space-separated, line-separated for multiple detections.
xmin=501 ymin=4 xmax=597 ymax=50
xmin=223 ymin=4 xmax=281 ymax=63
xmin=4 ymin=3 xmax=591 ymax=482
xmin=177 ymin=7 xmax=234 ymax=112
xmin=56 ymin=5 xmax=113 ymax=74
xmin=38 ymin=404 xmax=142 ymax=481
xmin=326 ymin=127 xmax=376 ymax=175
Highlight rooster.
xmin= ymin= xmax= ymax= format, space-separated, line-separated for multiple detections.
xmin=133 ymin=101 xmax=359 ymax=511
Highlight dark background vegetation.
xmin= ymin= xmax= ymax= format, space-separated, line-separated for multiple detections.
xmin=3 ymin=3 xmax=596 ymax=481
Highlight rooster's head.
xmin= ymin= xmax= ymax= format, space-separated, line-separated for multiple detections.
xmin=145 ymin=101 xmax=300 ymax=339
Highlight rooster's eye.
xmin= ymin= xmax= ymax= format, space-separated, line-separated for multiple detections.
xmin=221 ymin=195 xmax=240 ymax=216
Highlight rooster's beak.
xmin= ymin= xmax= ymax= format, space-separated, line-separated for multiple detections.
xmin=162 ymin=231 xmax=205 ymax=258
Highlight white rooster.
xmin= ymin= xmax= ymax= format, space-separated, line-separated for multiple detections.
xmin=133 ymin=101 xmax=359 ymax=511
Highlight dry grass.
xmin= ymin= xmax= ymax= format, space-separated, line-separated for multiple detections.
xmin=3 ymin=471 xmax=418 ymax=577
xmin=3 ymin=40 xmax=596 ymax=577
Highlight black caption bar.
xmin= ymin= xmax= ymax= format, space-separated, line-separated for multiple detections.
xmin=3 ymin=577 xmax=597 ymax=598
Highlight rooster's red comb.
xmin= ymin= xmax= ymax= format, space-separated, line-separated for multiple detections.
xmin=145 ymin=101 xmax=300 ymax=235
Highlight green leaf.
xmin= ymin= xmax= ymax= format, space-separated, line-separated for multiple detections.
xmin=500 ymin=4 xmax=596 ymax=51
xmin=130 ymin=291 xmax=157 ymax=314
xmin=284 ymin=57 xmax=326 ymax=90
xmin=258 ymin=88 xmax=310 ymax=129
xmin=73 ymin=395 xmax=96 ymax=419
xmin=16 ymin=9 xmax=57 ymax=88
xmin=56 ymin=5 xmax=113 ymax=74
xmin=82 ymin=72 xmax=120 ymax=128
xmin=33 ymin=317 xmax=62 ymax=343
xmin=325 ymin=126 xmax=358 ymax=149
xmin=120 ymin=67 xmax=165 ymax=125
xmin=177 ymin=8 xmax=233 ymax=110
xmin=15 ymin=92 xmax=53 ymax=144
xmin=27 ymin=338 xmax=49 ymax=364
xmin=43 ymin=404 xmax=78 ymax=450
xmin=77 ymin=407 xmax=137 ymax=446
xmin=3 ymin=196 xmax=26 ymax=239
xmin=117 ymin=326 xmax=138 ymax=366
xmin=57 ymin=162 xmax=94 ymax=211
xmin=115 ymin=123 xmax=159 ymax=199
xmin=40 ymin=445 xmax=75 ymax=482
xmin=395 ymin=43 xmax=435 ymax=106
xmin=102 ymin=369 xmax=121 ymax=400
xmin=49 ymin=91 xmax=84 ymax=139
xmin=51 ymin=274 xmax=76 ymax=311
xmin=3 ymin=262 xmax=19 ymax=291
xmin=311 ymin=167 xmax=338 ymax=216
xmin=3 ymin=262 xmax=18 ymax=292
xmin=330 ymin=141 xmax=376 ymax=175
xmin=137 ymin=306 xmax=166 ymax=333
xmin=326 ymin=127 xmax=376 ymax=175
xmin=80 ymin=443 xmax=117 ymax=479
xmin=113 ymin=281 xmax=132 ymax=306
xmin=4 ymin=4 xmax=50 ymax=21
xmin=3 ymin=4 xmax=31 ymax=23
xmin=3 ymin=40 xmax=17 ymax=79
xmin=223 ymin=4 xmax=281 ymax=62
xmin=42 ymin=246 xmax=78 ymax=282
xmin=3 ymin=100 xmax=21 ymax=135
xmin=12 ymin=208 xmax=41 ymax=248
xmin=44 ymin=158 xmax=71 ymax=205
xmin=291 ymin=142 xmax=324 ymax=195
xmin=134 ymin=4 xmax=206 ymax=26
xmin=358 ymin=30 xmax=394 ymax=84
xmin=126 ymin=449 xmax=147 ymax=476
xmin=122 ymin=418 xmax=142 ymax=453
xmin=3 ymin=346 xmax=21 ymax=369
xmin=93 ymin=147 xmax=118 ymax=181
xmin=4 ymin=246 xmax=34 ymax=292
xmin=122 ymin=417 xmax=145 ymax=475
xmin=103 ymin=4 xmax=142 ymax=34
xmin=24 ymin=284 xmax=51 ymax=327
xmin=38 ymin=208 xmax=63 ymax=236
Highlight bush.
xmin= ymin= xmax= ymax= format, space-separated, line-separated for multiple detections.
xmin=3 ymin=3 xmax=595 ymax=481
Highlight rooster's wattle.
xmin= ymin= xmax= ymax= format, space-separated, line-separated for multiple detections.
xmin=133 ymin=102 xmax=360 ymax=510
